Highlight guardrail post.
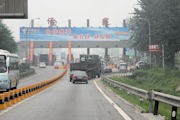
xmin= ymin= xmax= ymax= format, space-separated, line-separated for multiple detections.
xmin=171 ymin=106 xmax=177 ymax=120
xmin=148 ymin=92 xmax=153 ymax=113
xmin=153 ymin=100 xmax=159 ymax=115
xmin=140 ymin=97 xmax=143 ymax=104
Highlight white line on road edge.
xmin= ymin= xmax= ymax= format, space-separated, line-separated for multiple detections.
xmin=93 ymin=80 xmax=132 ymax=120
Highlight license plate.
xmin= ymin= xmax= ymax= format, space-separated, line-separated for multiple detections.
xmin=77 ymin=76 xmax=83 ymax=79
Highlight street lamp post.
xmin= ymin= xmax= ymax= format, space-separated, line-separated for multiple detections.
xmin=139 ymin=18 xmax=151 ymax=67
xmin=28 ymin=18 xmax=40 ymax=64
xmin=31 ymin=18 xmax=40 ymax=28
xmin=139 ymin=18 xmax=153 ymax=113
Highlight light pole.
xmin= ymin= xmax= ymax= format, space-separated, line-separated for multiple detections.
xmin=28 ymin=18 xmax=40 ymax=64
xmin=31 ymin=18 xmax=40 ymax=28
xmin=139 ymin=18 xmax=151 ymax=67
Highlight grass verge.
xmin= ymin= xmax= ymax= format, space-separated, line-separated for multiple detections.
xmin=102 ymin=79 xmax=180 ymax=120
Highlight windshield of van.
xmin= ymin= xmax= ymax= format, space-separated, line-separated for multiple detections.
xmin=0 ymin=55 xmax=7 ymax=73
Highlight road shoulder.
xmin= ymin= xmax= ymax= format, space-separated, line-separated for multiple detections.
xmin=95 ymin=78 xmax=165 ymax=120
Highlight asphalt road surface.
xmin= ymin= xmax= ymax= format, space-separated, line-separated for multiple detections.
xmin=0 ymin=69 xmax=147 ymax=120
xmin=18 ymin=66 xmax=64 ymax=88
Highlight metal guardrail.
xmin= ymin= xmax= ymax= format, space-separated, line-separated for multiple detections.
xmin=152 ymin=90 xmax=180 ymax=108
xmin=102 ymin=76 xmax=149 ymax=99
xmin=102 ymin=74 xmax=180 ymax=120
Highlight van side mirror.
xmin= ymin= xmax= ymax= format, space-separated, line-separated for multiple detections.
xmin=6 ymin=57 xmax=9 ymax=67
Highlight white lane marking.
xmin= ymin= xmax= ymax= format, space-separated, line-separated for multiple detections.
xmin=93 ymin=80 xmax=132 ymax=120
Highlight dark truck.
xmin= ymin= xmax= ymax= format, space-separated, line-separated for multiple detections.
xmin=39 ymin=54 xmax=49 ymax=65
xmin=70 ymin=55 xmax=101 ymax=79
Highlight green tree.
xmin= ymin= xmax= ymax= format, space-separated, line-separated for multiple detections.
xmin=130 ymin=0 xmax=180 ymax=67
xmin=0 ymin=20 xmax=17 ymax=53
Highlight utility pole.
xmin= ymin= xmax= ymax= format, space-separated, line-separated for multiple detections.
xmin=103 ymin=17 xmax=109 ymax=65
xmin=68 ymin=19 xmax=72 ymax=64
xmin=87 ymin=19 xmax=90 ymax=55
xmin=139 ymin=18 xmax=151 ymax=68
xmin=68 ymin=19 xmax=71 ymax=28
xmin=162 ymin=44 xmax=165 ymax=69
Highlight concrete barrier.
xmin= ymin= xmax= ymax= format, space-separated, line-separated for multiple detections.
xmin=18 ymin=88 xmax=24 ymax=100
xmin=10 ymin=91 xmax=16 ymax=105
xmin=4 ymin=92 xmax=11 ymax=107
xmin=14 ymin=89 xmax=21 ymax=102
xmin=0 ymin=94 xmax=6 ymax=110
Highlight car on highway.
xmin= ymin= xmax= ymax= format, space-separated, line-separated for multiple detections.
xmin=103 ymin=66 xmax=112 ymax=73
xmin=118 ymin=63 xmax=127 ymax=73
xmin=54 ymin=61 xmax=64 ymax=69
xmin=127 ymin=64 xmax=136 ymax=72
xmin=135 ymin=61 xmax=145 ymax=69
xmin=71 ymin=71 xmax=88 ymax=84
xmin=39 ymin=62 xmax=46 ymax=68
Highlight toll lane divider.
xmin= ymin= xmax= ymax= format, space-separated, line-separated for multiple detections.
xmin=0 ymin=69 xmax=67 ymax=111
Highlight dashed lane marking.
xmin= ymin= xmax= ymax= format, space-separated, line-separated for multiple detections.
xmin=93 ymin=79 xmax=132 ymax=120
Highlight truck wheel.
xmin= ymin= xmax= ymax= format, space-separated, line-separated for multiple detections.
xmin=93 ymin=72 xmax=96 ymax=78
xmin=98 ymin=74 xmax=100 ymax=78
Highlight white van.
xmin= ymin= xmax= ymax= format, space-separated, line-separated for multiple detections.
xmin=119 ymin=63 xmax=127 ymax=73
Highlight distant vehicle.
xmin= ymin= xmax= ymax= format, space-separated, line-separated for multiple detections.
xmin=39 ymin=62 xmax=46 ymax=68
xmin=135 ymin=61 xmax=145 ymax=69
xmin=119 ymin=63 xmax=127 ymax=73
xmin=106 ymin=64 xmax=115 ymax=69
xmin=103 ymin=66 xmax=112 ymax=73
xmin=0 ymin=49 xmax=20 ymax=91
xmin=54 ymin=61 xmax=64 ymax=69
xmin=70 ymin=55 xmax=101 ymax=79
xmin=127 ymin=64 xmax=136 ymax=72
xmin=39 ymin=54 xmax=49 ymax=65
xmin=71 ymin=71 xmax=88 ymax=84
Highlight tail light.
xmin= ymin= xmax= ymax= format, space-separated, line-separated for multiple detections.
xmin=72 ymin=76 xmax=77 ymax=79
xmin=83 ymin=76 xmax=88 ymax=79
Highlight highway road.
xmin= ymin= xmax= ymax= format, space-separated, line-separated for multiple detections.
xmin=18 ymin=66 xmax=64 ymax=88
xmin=0 ymin=68 xmax=148 ymax=120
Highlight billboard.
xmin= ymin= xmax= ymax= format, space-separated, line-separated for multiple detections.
xmin=20 ymin=27 xmax=130 ymax=41
xmin=0 ymin=0 xmax=28 ymax=19
xmin=125 ymin=48 xmax=135 ymax=57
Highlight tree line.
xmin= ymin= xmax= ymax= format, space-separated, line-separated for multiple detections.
xmin=0 ymin=20 xmax=17 ymax=53
xmin=130 ymin=0 xmax=180 ymax=67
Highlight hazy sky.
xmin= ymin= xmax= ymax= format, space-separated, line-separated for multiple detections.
xmin=2 ymin=0 xmax=138 ymax=41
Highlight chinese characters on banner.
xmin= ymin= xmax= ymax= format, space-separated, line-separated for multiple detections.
xmin=45 ymin=29 xmax=111 ymax=40
xmin=148 ymin=45 xmax=161 ymax=52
